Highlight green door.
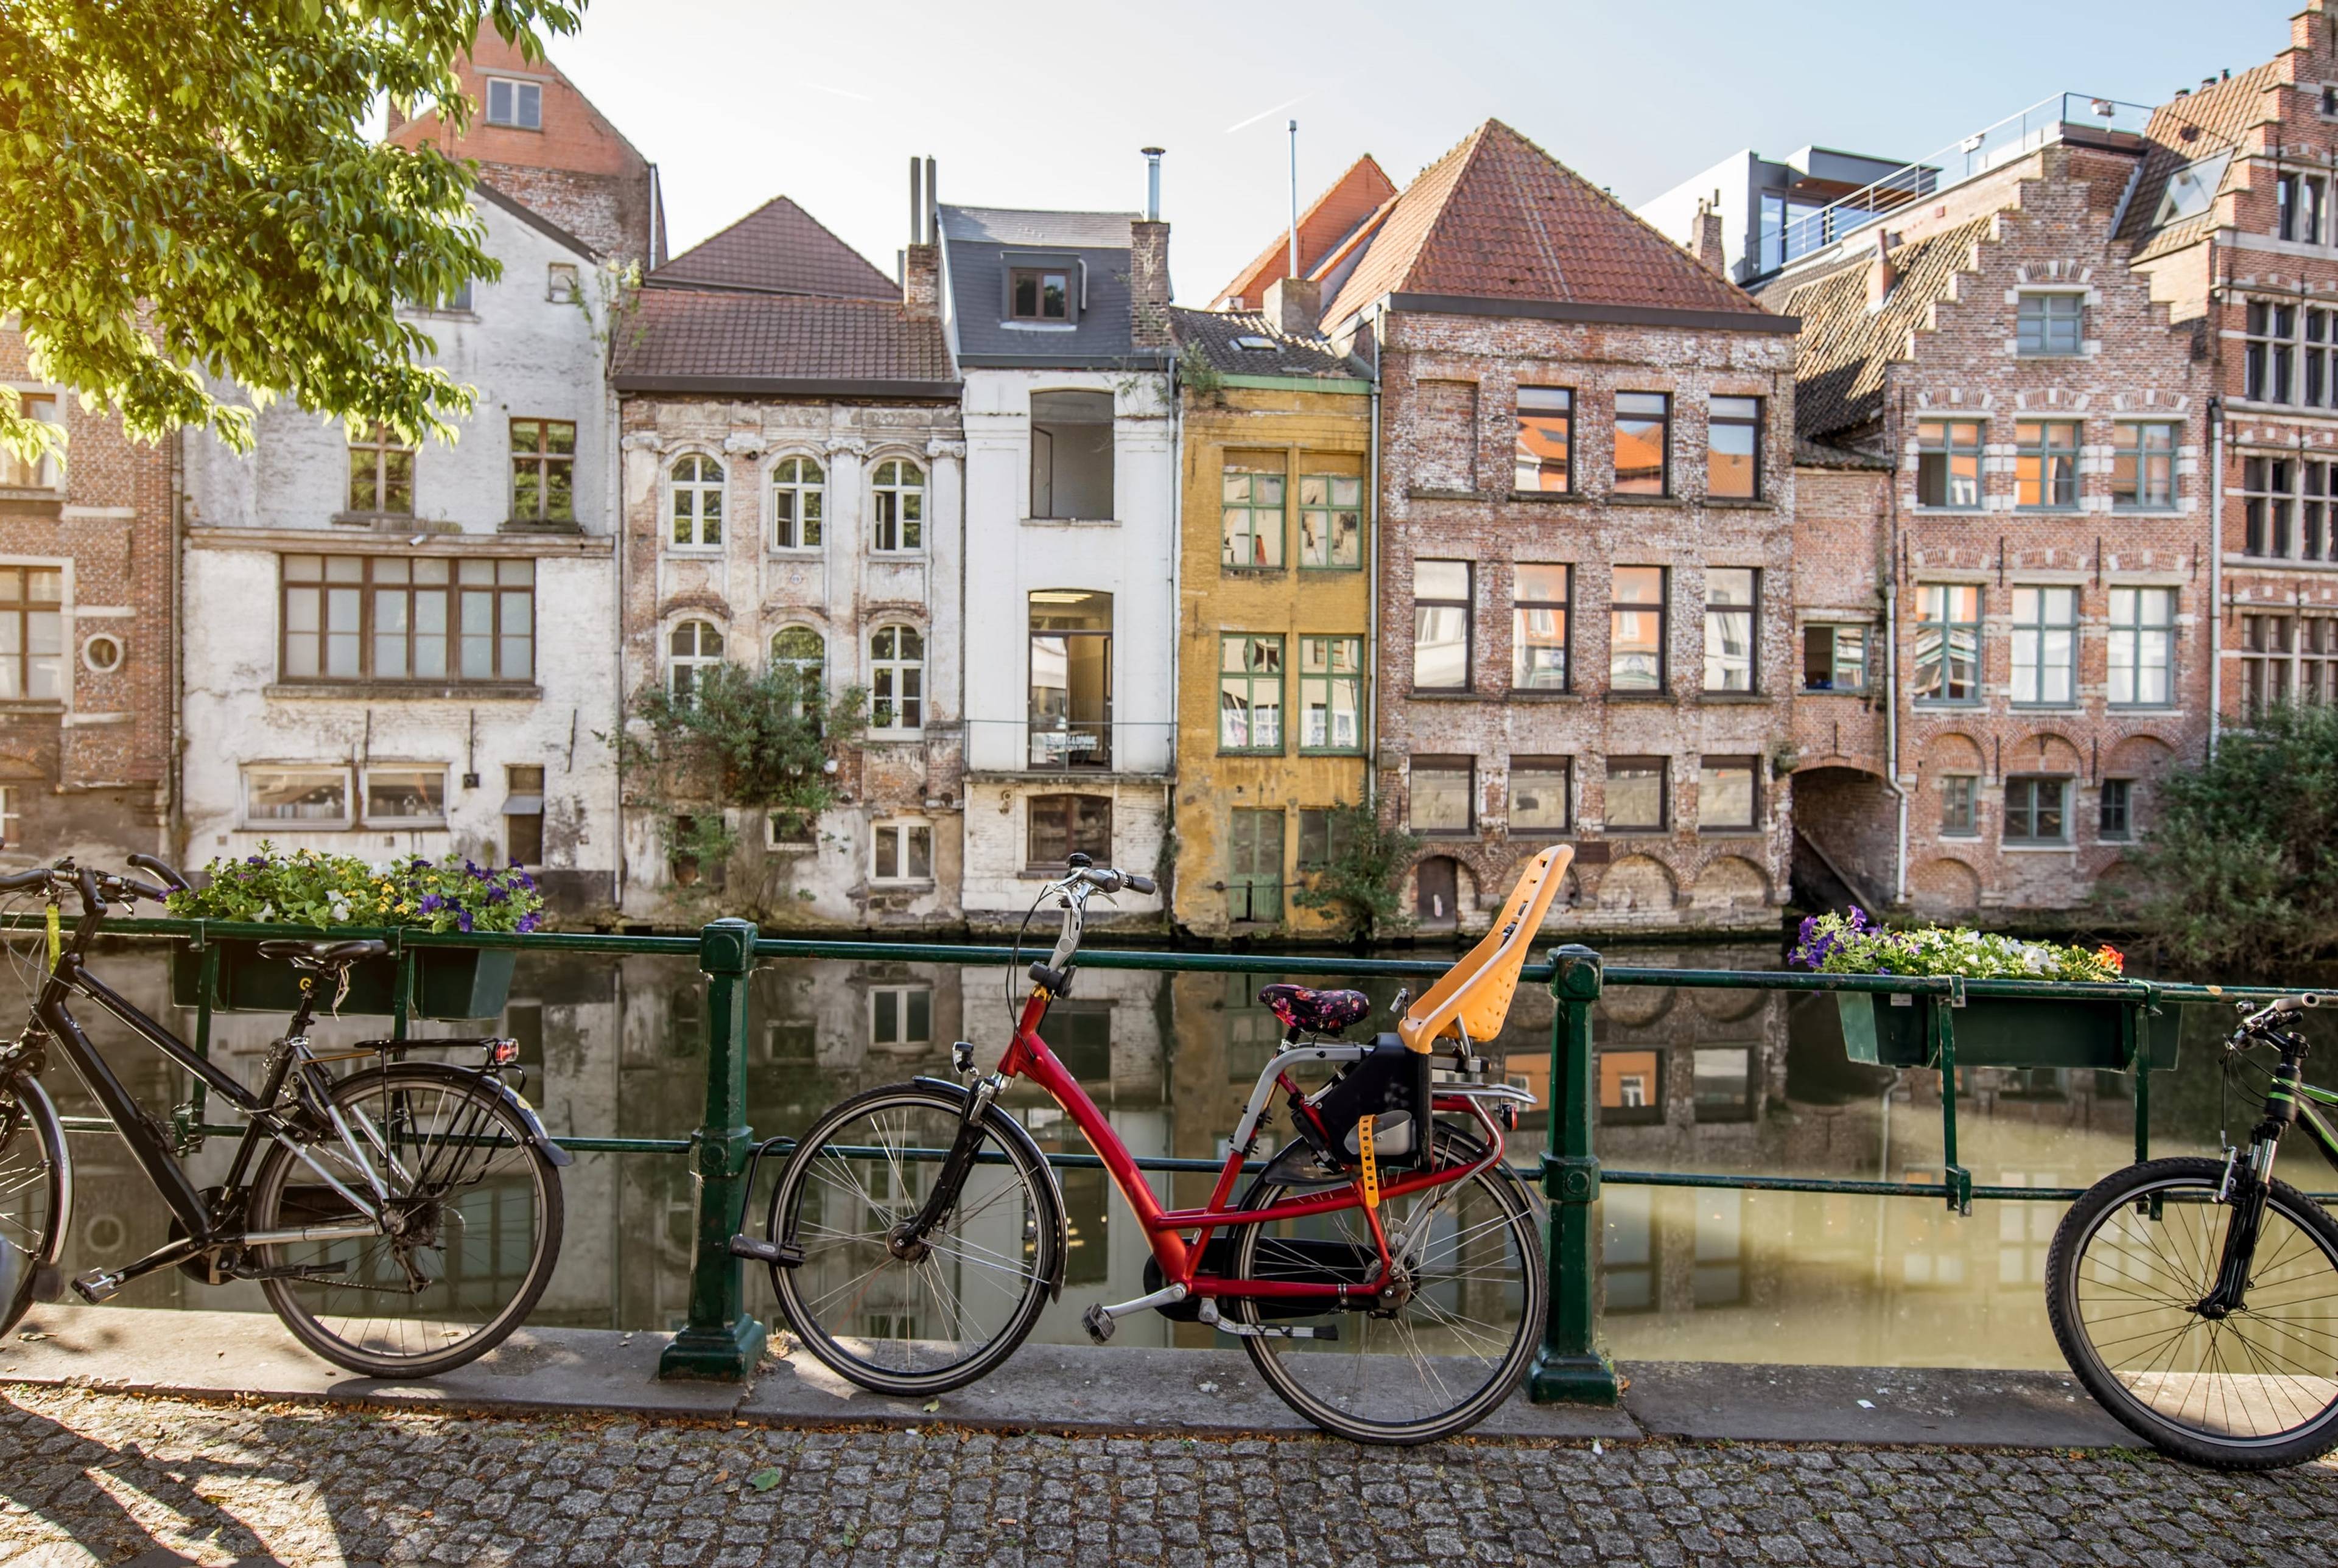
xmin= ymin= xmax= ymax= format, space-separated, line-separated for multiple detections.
xmin=1229 ymin=808 xmax=1284 ymax=924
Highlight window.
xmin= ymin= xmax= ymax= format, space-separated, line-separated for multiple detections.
xmin=667 ymin=620 xmax=724 ymax=701
xmin=1509 ymin=758 xmax=1571 ymax=836
xmin=504 ymin=764 xmax=546 ymax=864
xmin=2111 ymin=424 xmax=2177 ymax=509
xmin=347 ymin=426 xmax=414 ymax=516
xmin=1413 ymin=560 xmax=1470 ymax=690
xmin=243 ymin=767 xmax=351 ymax=828
xmin=2248 ymin=301 xmax=2297 ymax=403
xmin=281 ymin=555 xmax=533 ymax=683
xmin=1028 ymin=794 xmax=1111 ymax=868
xmin=1707 ymin=396 xmax=1761 ymax=499
xmin=2014 ymin=422 xmax=2080 ymax=511
xmin=1029 ymin=590 xmax=1111 ymax=766
xmin=1940 ymin=775 xmax=1978 ymax=837
xmin=1297 ymin=635 xmax=1363 ymax=753
xmin=0 ymin=565 xmax=63 ymax=700
xmin=1409 ymin=757 xmax=1473 ymax=835
xmin=871 ymin=821 xmax=933 ymax=883
xmin=2099 ymin=779 xmax=2133 ymax=842
xmin=2243 ymin=613 xmax=2294 ymax=715
xmin=1612 ymin=392 xmax=1669 ymax=495
xmin=1009 ymin=267 xmax=1070 ymax=322
xmin=1220 ymin=461 xmax=1285 ymax=569
xmin=2108 ymin=587 xmax=2175 ymax=706
xmin=1030 ymin=391 xmax=1113 ymax=520
xmin=2152 ymin=152 xmax=2228 ymax=225
xmin=770 ymin=626 xmax=824 ymax=715
xmin=771 ymin=456 xmax=824 ymax=550
xmin=2245 ymin=457 xmax=2296 ymax=556
xmin=1297 ymin=807 xmax=1351 ymax=870
xmin=1699 ymin=758 xmax=1758 ymax=831
xmin=1610 ymin=565 xmax=1666 ymax=693
xmin=767 ymin=807 xmax=814 ymax=849
xmin=545 ymin=262 xmax=579 ymax=302
xmin=0 ymin=785 xmax=16 ymax=851
xmin=2010 ymin=586 xmax=2077 ymax=705
xmin=81 ymin=632 xmax=121 ymax=674
xmin=1512 ymin=564 xmax=1570 ymax=691
xmin=2016 ymin=293 xmax=2084 ymax=356
xmin=1914 ymin=584 xmax=1982 ymax=703
xmin=871 ymin=459 xmax=924 ymax=551
xmin=1227 ymin=808 xmax=1284 ymax=923
xmin=0 ymin=394 xmax=60 ymax=488
xmin=1915 ymin=420 xmax=1984 ymax=509
xmin=1693 ymin=1046 xmax=1756 ymax=1125
xmin=1514 ymin=386 xmax=1573 ymax=492
xmin=2305 ymin=617 xmax=2338 ymax=705
xmin=2004 ymin=777 xmax=2071 ymax=844
xmin=2311 ymin=461 xmax=2334 ymax=561
xmin=2310 ymin=309 xmax=2337 ymax=408
xmin=1605 ymin=757 xmax=1668 ymax=833
xmin=669 ymin=454 xmax=723 ymax=547
xmin=1802 ymin=625 xmax=1867 ymax=693
xmin=1297 ymin=474 xmax=1362 ymax=569
xmin=509 ymin=418 xmax=575 ymax=524
xmin=485 ymin=77 xmax=542 ymax=129
xmin=2280 ymin=173 xmax=2326 ymax=243
xmin=871 ymin=985 xmax=932 ymax=1048
xmin=364 ymin=767 xmax=447 ymax=826
xmin=1702 ymin=567 xmax=1758 ymax=693
xmin=870 ymin=624 xmax=924 ymax=732
xmin=1218 ymin=634 xmax=1284 ymax=753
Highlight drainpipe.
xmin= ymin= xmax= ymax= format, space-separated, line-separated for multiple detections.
xmin=1165 ymin=329 xmax=1182 ymax=911
xmin=1365 ymin=303 xmax=1386 ymax=810
xmin=2208 ymin=394 xmax=2225 ymax=752
xmin=1883 ymin=388 xmax=1909 ymax=905
xmin=611 ymin=380 xmax=628 ymax=912
xmin=167 ymin=427 xmax=185 ymax=865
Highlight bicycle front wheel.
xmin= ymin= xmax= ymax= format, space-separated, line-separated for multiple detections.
xmin=2048 ymin=1155 xmax=2338 ymax=1468
xmin=247 ymin=1063 xmax=564 ymax=1379
xmin=0 ymin=1073 xmax=66 ymax=1338
xmin=770 ymin=1082 xmax=1061 ymax=1396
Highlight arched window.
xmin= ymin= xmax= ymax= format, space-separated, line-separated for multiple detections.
xmin=771 ymin=455 xmax=824 ymax=550
xmin=871 ymin=460 xmax=925 ymax=553
xmin=668 ymin=620 xmax=724 ymax=701
xmin=670 ymin=455 xmax=724 ymax=547
xmin=771 ymin=625 xmax=824 ymax=715
xmin=870 ymin=624 xmax=924 ymax=731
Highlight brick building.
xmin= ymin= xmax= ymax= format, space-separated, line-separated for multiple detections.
xmin=1757 ymin=110 xmax=2208 ymax=917
xmin=0 ymin=341 xmax=175 ymax=868
xmin=1301 ymin=121 xmax=1803 ymax=934
xmin=610 ymin=177 xmax=965 ymax=928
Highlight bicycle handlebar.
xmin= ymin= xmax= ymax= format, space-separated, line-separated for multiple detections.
xmin=0 ymin=861 xmax=176 ymax=909
xmin=2241 ymin=993 xmax=2328 ymax=1032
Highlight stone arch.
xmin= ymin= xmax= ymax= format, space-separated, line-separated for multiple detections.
xmin=2013 ymin=730 xmax=2085 ymax=775
xmin=1911 ymin=856 xmax=1982 ymax=918
xmin=1595 ymin=853 xmax=1677 ymax=914
xmin=2106 ymin=733 xmax=2176 ymax=776
xmin=1688 ymin=855 xmax=1771 ymax=917
xmin=1923 ymin=732 xmax=1985 ymax=772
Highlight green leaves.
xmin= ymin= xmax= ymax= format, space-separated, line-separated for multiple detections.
xmin=1290 ymin=800 xmax=1422 ymax=944
xmin=166 ymin=842 xmax=548 ymax=934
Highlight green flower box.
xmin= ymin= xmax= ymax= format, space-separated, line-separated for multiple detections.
xmin=1836 ymin=991 xmax=2182 ymax=1072
xmin=169 ymin=940 xmax=516 ymax=1020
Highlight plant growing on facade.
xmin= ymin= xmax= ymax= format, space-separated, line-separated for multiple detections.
xmin=1291 ymin=800 xmax=1421 ymax=944
xmin=1790 ymin=907 xmax=2124 ymax=982
xmin=167 ymin=844 xmax=546 ymax=933
xmin=1176 ymin=339 xmax=1226 ymax=407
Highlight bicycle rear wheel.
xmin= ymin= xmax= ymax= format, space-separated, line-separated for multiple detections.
xmin=1231 ymin=1124 xmax=1545 ymax=1444
xmin=2048 ymin=1155 xmax=2338 ymax=1469
xmin=0 ymin=1073 xmax=65 ymax=1337
xmin=247 ymin=1063 xmax=563 ymax=1378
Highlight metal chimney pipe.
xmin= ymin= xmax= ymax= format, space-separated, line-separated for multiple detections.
xmin=925 ymin=156 xmax=938 ymax=240
xmin=908 ymin=156 xmax=922 ymax=244
xmin=1288 ymin=120 xmax=1300 ymax=278
xmin=1142 ymin=146 xmax=1164 ymax=222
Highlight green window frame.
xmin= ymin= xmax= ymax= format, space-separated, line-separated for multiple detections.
xmin=1222 ymin=466 xmax=1285 ymax=570
xmin=1297 ymin=635 xmax=1363 ymax=754
xmin=1939 ymin=774 xmax=1978 ymax=838
xmin=1915 ymin=420 xmax=1984 ymax=509
xmin=2014 ymin=421 xmax=2080 ymax=511
xmin=1297 ymin=474 xmax=1363 ymax=569
xmin=2004 ymin=775 xmax=2071 ymax=845
xmin=2111 ymin=424 xmax=2177 ymax=511
xmin=1297 ymin=807 xmax=1351 ymax=870
xmin=2108 ymin=587 xmax=2175 ymax=707
xmin=1801 ymin=625 xmax=1867 ymax=693
xmin=1228 ymin=808 xmax=1285 ymax=923
xmin=2098 ymin=778 xmax=2133 ymax=842
xmin=2010 ymin=586 xmax=2078 ymax=707
xmin=1218 ymin=634 xmax=1285 ymax=754
xmin=2015 ymin=293 xmax=2083 ymax=356
xmin=1914 ymin=584 xmax=1982 ymax=704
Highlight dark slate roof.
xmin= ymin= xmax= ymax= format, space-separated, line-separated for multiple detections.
xmin=611 ymin=288 xmax=957 ymax=397
xmin=938 ymin=203 xmax=1160 ymax=366
xmin=1772 ymin=217 xmax=1994 ymax=443
xmin=1170 ymin=307 xmax=1367 ymax=379
xmin=647 ymin=197 xmax=896 ymax=299
xmin=2116 ymin=65 xmax=2281 ymax=264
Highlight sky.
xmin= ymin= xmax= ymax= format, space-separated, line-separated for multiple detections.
xmin=539 ymin=0 xmax=2302 ymax=301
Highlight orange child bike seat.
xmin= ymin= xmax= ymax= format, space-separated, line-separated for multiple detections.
xmin=1395 ymin=844 xmax=1574 ymax=1054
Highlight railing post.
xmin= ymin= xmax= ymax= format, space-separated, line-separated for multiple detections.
xmin=1530 ymin=942 xmax=1620 ymax=1404
xmin=659 ymin=917 xmax=768 ymax=1381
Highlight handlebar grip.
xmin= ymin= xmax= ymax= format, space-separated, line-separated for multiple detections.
xmin=0 ymin=867 xmax=50 ymax=892
xmin=119 ymin=877 xmax=170 ymax=903
xmin=1123 ymin=873 xmax=1156 ymax=895
xmin=127 ymin=853 xmax=190 ymax=893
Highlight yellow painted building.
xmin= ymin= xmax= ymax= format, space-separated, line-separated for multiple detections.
xmin=1170 ymin=305 xmax=1374 ymax=938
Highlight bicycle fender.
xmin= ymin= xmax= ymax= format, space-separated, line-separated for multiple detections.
xmin=912 ymin=1075 xmax=1067 ymax=1302
xmin=11 ymin=1075 xmax=71 ymax=1269
xmin=480 ymin=1075 xmax=574 ymax=1167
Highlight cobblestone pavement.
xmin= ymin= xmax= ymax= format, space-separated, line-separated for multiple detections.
xmin=3 ymin=1385 xmax=2337 ymax=1568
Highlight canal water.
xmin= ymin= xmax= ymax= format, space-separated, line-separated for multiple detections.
xmin=21 ymin=937 xmax=2312 ymax=1370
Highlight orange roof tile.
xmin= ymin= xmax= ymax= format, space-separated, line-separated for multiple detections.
xmin=1215 ymin=155 xmax=1399 ymax=310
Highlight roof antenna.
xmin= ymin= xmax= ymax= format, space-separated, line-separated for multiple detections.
xmin=1287 ymin=119 xmax=1301 ymax=278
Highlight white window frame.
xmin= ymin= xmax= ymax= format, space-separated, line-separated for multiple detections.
xmin=545 ymin=262 xmax=580 ymax=303
xmin=668 ymin=453 xmax=725 ymax=550
xmin=869 ymin=983 xmax=933 ymax=1048
xmin=869 ymin=818 xmax=934 ymax=884
xmin=2107 ymin=586 xmax=2177 ymax=707
xmin=667 ymin=619 xmax=726 ymax=700
xmin=484 ymin=77 xmax=542 ymax=130
xmin=2009 ymin=586 xmax=2079 ymax=707
xmin=0 ymin=784 xmax=18 ymax=852
xmin=869 ymin=623 xmax=924 ymax=733
xmin=766 ymin=808 xmax=816 ymax=851
xmin=770 ymin=453 xmax=826 ymax=552
xmin=360 ymin=765 xmax=451 ymax=829
xmin=241 ymin=765 xmax=354 ymax=831
xmin=869 ymin=458 xmax=925 ymax=554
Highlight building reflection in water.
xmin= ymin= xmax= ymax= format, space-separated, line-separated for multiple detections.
xmin=31 ymin=940 xmax=2244 ymax=1370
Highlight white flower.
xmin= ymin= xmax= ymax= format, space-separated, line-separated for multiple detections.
xmin=256 ymin=903 xmax=275 ymax=922
xmin=329 ymin=900 xmax=351 ymax=922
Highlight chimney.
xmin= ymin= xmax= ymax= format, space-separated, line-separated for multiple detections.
xmin=1129 ymin=150 xmax=1171 ymax=350
xmin=1694 ymin=195 xmax=1726 ymax=276
xmin=386 ymin=100 xmax=408 ymax=137
xmin=1262 ymin=275 xmax=1321 ymax=336
xmin=1142 ymin=145 xmax=1164 ymax=221
xmin=1867 ymin=226 xmax=1897 ymax=310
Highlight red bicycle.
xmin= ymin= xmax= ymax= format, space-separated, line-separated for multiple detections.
xmin=741 ymin=848 xmax=1571 ymax=1443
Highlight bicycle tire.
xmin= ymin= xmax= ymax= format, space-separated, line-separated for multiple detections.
xmin=2048 ymin=1155 xmax=2338 ymax=1469
xmin=769 ymin=1081 xmax=1061 ymax=1397
xmin=0 ymin=1072 xmax=66 ymax=1339
xmin=1232 ymin=1123 xmax=1546 ymax=1445
xmin=248 ymin=1062 xmax=564 ymax=1379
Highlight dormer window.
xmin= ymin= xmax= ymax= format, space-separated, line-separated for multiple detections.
xmin=485 ymin=78 xmax=542 ymax=130
xmin=1010 ymin=268 xmax=1070 ymax=323
xmin=2153 ymin=152 xmax=2229 ymax=226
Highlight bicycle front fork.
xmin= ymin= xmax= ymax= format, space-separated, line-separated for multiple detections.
xmin=2199 ymin=1135 xmax=2283 ymax=1318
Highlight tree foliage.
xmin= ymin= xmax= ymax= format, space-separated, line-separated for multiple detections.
xmin=0 ymin=0 xmax=584 ymax=463
xmin=2127 ymin=703 xmax=2338 ymax=970
xmin=1291 ymin=800 xmax=1420 ymax=944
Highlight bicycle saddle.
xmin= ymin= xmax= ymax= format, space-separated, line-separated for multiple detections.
xmin=255 ymin=939 xmax=390 ymax=968
xmin=1259 ymin=984 xmax=1372 ymax=1037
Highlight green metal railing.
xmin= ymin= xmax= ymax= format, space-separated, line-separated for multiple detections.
xmin=7 ymin=912 xmax=2302 ymax=1399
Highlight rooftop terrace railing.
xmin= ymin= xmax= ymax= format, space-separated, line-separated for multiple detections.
xmin=4 ymin=914 xmax=2300 ymax=1401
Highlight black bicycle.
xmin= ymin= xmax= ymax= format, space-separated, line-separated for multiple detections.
xmin=2048 ymin=991 xmax=2338 ymax=1468
xmin=0 ymin=855 xmax=568 ymax=1377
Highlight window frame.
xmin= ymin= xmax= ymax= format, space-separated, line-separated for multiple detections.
xmin=1408 ymin=755 xmax=1475 ymax=836
xmin=0 ymin=563 xmax=65 ymax=701
xmin=1612 ymin=391 xmax=1671 ymax=497
xmin=1296 ymin=634 xmax=1364 ymax=755
xmin=361 ymin=765 xmax=450 ymax=829
xmin=2003 ymin=775 xmax=2073 ymax=846
xmin=1027 ymin=793 xmax=1112 ymax=871
xmin=669 ymin=453 xmax=725 ymax=549
xmin=869 ymin=983 xmax=934 ymax=1048
xmin=1226 ymin=807 xmax=1286 ymax=924
xmin=1511 ymin=563 xmax=1571 ymax=693
xmin=241 ymin=765 xmax=354 ymax=831
xmin=2247 ymin=300 xmax=2299 ymax=404
xmin=869 ymin=818 xmax=936 ymax=884
xmin=1513 ymin=385 xmax=1574 ymax=494
xmin=1220 ymin=462 xmax=1286 ymax=570
xmin=869 ymin=623 xmax=925 ymax=733
xmin=346 ymin=425 xmax=415 ymax=517
xmin=1296 ymin=806 xmax=1351 ymax=872
xmin=1217 ymin=633 xmax=1286 ymax=755
xmin=2009 ymin=584 xmax=2079 ymax=708
xmin=1507 ymin=755 xmax=1572 ymax=838
xmin=1939 ymin=774 xmax=1979 ymax=838
xmin=1801 ymin=623 xmax=1869 ymax=693
xmin=2107 ymin=586 xmax=2177 ymax=708
xmin=280 ymin=554 xmax=535 ymax=686
xmin=2279 ymin=171 xmax=2328 ymax=244
xmin=1915 ymin=418 xmax=1987 ymax=511
xmin=1702 ymin=567 xmax=1759 ymax=695
xmin=483 ymin=77 xmax=542 ymax=130
xmin=2013 ymin=421 xmax=2082 ymax=512
xmin=545 ymin=262 xmax=580 ymax=303
xmin=1412 ymin=559 xmax=1472 ymax=693
xmin=1697 ymin=756 xmax=1760 ymax=833
xmin=770 ymin=455 xmax=826 ymax=551
xmin=508 ymin=417 xmax=577 ymax=525
xmin=769 ymin=625 xmax=826 ymax=718
xmin=1913 ymin=583 xmax=1983 ymax=705
xmin=0 ymin=392 xmax=61 ymax=490
xmin=869 ymin=458 xmax=925 ymax=554
xmin=1609 ymin=565 xmax=1668 ymax=696
xmin=2110 ymin=422 xmax=2179 ymax=511
xmin=2098 ymin=777 xmax=2135 ymax=842
xmin=1706 ymin=395 xmax=1763 ymax=500
xmin=1296 ymin=472 xmax=1363 ymax=570
xmin=1007 ymin=266 xmax=1073 ymax=324
xmin=2242 ymin=611 xmax=2295 ymax=716
xmin=1604 ymin=755 xmax=1669 ymax=835
xmin=2015 ymin=291 xmax=2085 ymax=357
xmin=665 ymin=618 xmax=725 ymax=702
xmin=2244 ymin=455 xmax=2298 ymax=556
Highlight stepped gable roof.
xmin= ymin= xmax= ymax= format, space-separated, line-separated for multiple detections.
xmin=647 ymin=196 xmax=896 ymax=299
xmin=1321 ymin=119 xmax=1778 ymax=331
xmin=2118 ymin=65 xmax=2284 ymax=263
xmin=611 ymin=289 xmax=955 ymax=396
xmin=1170 ymin=307 xmax=1367 ymax=379
xmin=1214 ymin=155 xmax=1399 ymax=310
xmin=937 ymin=204 xmax=1152 ymax=365
xmin=1774 ymin=217 xmax=1995 ymax=443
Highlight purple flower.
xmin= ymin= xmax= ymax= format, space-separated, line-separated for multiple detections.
xmin=246 ymin=855 xmax=267 ymax=867
xmin=418 ymin=893 xmax=444 ymax=914
xmin=457 ymin=909 xmax=474 ymax=933
xmin=516 ymin=913 xmax=539 ymax=934
xmin=486 ymin=884 xmax=508 ymax=903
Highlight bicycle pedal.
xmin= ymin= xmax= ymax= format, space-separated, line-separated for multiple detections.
xmin=1080 ymin=1303 xmax=1115 ymax=1345
xmin=69 ymin=1267 xmax=125 ymax=1304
